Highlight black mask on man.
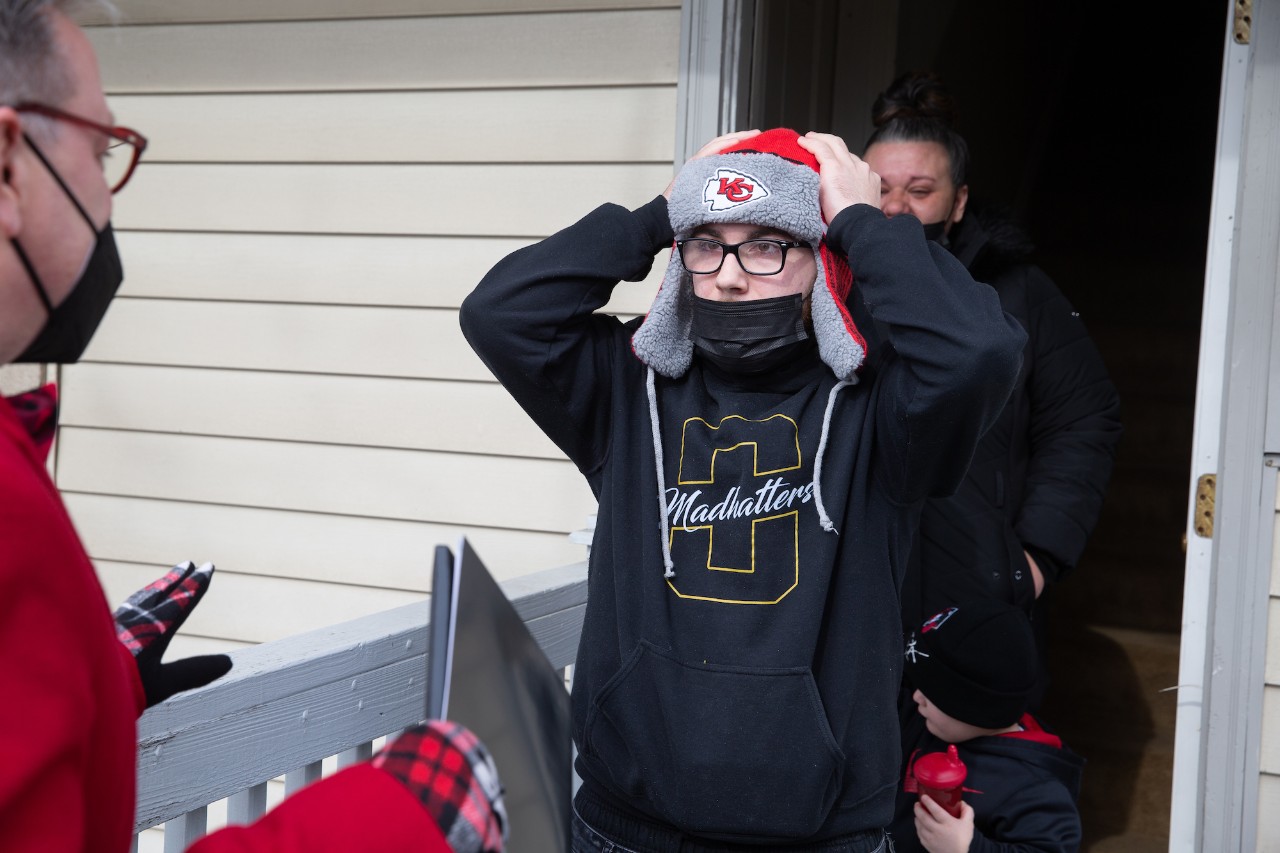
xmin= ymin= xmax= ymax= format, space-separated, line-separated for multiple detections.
xmin=12 ymin=133 xmax=124 ymax=364
xmin=691 ymin=293 xmax=811 ymax=375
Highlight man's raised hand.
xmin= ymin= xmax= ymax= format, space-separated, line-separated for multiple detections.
xmin=796 ymin=132 xmax=882 ymax=223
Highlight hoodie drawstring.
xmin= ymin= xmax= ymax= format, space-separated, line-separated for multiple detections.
xmin=647 ymin=367 xmax=676 ymax=578
xmin=813 ymin=379 xmax=853 ymax=534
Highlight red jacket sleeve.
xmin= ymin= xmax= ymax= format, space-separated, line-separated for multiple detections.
xmin=187 ymin=764 xmax=449 ymax=852
xmin=0 ymin=401 xmax=141 ymax=852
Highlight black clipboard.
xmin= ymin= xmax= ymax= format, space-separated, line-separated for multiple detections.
xmin=426 ymin=537 xmax=572 ymax=852
xmin=427 ymin=543 xmax=456 ymax=719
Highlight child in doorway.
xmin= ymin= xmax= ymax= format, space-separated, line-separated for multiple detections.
xmin=892 ymin=599 xmax=1084 ymax=853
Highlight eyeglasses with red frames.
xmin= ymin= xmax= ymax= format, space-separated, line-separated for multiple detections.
xmin=12 ymin=102 xmax=148 ymax=194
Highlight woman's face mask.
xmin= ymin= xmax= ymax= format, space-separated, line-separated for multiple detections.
xmin=921 ymin=219 xmax=949 ymax=245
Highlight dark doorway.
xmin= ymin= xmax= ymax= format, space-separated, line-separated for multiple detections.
xmin=749 ymin=1 xmax=1226 ymax=848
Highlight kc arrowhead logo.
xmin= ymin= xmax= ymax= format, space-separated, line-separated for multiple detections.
xmin=703 ymin=168 xmax=770 ymax=212
xmin=921 ymin=606 xmax=959 ymax=633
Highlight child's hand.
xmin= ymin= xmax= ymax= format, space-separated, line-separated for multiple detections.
xmin=914 ymin=795 xmax=975 ymax=853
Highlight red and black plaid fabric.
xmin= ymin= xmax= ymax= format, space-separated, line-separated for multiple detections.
xmin=373 ymin=720 xmax=506 ymax=853
xmin=114 ymin=561 xmax=208 ymax=655
xmin=5 ymin=383 xmax=57 ymax=464
xmin=112 ymin=561 xmax=231 ymax=707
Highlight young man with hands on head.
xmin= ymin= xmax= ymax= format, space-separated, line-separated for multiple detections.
xmin=462 ymin=127 xmax=1026 ymax=851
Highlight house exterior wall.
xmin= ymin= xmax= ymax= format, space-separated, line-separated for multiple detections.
xmin=1260 ymin=472 xmax=1280 ymax=843
xmin=60 ymin=0 xmax=679 ymax=656
xmin=1247 ymin=0 xmax=1280 ymax=841
xmin=0 ymin=364 xmax=42 ymax=395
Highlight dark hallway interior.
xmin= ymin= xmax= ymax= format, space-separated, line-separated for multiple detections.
xmin=898 ymin=5 xmax=1224 ymax=849
xmin=1020 ymin=3 xmax=1222 ymax=847
xmin=754 ymin=0 xmax=1227 ymax=848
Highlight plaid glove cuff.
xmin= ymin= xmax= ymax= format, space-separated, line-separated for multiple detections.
xmin=373 ymin=721 xmax=506 ymax=853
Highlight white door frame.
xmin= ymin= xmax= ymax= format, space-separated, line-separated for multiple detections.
xmin=1171 ymin=0 xmax=1280 ymax=848
xmin=674 ymin=0 xmax=755 ymax=166
xmin=1168 ymin=1 xmax=1247 ymax=845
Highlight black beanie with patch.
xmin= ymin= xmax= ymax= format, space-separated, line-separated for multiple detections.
xmin=904 ymin=599 xmax=1039 ymax=729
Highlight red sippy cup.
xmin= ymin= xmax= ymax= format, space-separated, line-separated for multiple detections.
xmin=911 ymin=744 xmax=967 ymax=817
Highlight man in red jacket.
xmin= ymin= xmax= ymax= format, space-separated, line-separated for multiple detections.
xmin=0 ymin=2 xmax=505 ymax=850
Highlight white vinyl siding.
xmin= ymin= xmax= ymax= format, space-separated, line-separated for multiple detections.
xmin=79 ymin=0 xmax=678 ymax=25
xmin=1258 ymin=478 xmax=1280 ymax=843
xmin=0 ymin=364 xmax=43 ymax=395
xmin=69 ymin=0 xmax=679 ymax=652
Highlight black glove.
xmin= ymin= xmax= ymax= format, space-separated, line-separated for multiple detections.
xmin=113 ymin=561 xmax=233 ymax=708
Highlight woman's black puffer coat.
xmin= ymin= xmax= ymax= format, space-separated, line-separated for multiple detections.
xmin=899 ymin=206 xmax=1123 ymax=627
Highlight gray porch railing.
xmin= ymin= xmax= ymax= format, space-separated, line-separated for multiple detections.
xmin=132 ymin=561 xmax=588 ymax=852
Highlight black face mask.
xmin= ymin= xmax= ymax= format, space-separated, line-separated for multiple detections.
xmin=691 ymin=293 xmax=811 ymax=375
xmin=12 ymin=134 xmax=124 ymax=364
xmin=921 ymin=220 xmax=948 ymax=244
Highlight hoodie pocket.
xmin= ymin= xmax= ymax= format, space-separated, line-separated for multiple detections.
xmin=584 ymin=640 xmax=845 ymax=838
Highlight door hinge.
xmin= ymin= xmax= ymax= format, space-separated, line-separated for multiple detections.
xmin=1194 ymin=473 xmax=1216 ymax=539
xmin=1235 ymin=0 xmax=1252 ymax=44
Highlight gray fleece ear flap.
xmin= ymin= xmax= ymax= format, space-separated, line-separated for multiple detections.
xmin=809 ymin=242 xmax=865 ymax=383
xmin=630 ymin=246 xmax=695 ymax=379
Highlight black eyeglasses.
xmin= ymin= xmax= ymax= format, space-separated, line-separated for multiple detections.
xmin=677 ymin=237 xmax=812 ymax=276
xmin=13 ymin=102 xmax=148 ymax=193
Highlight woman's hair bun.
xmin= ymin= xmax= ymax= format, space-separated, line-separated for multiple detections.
xmin=872 ymin=71 xmax=958 ymax=129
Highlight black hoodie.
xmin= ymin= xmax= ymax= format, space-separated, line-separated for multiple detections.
xmin=890 ymin=712 xmax=1084 ymax=853
xmin=461 ymin=197 xmax=1025 ymax=846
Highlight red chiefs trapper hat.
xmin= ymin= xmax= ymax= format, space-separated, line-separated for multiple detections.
xmin=631 ymin=128 xmax=866 ymax=382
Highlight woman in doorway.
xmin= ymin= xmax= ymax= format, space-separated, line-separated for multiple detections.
xmin=863 ymin=72 xmax=1123 ymax=695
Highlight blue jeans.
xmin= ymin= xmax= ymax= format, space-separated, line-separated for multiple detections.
xmin=570 ymin=807 xmax=892 ymax=853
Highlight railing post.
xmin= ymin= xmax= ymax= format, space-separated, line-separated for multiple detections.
xmin=338 ymin=741 xmax=374 ymax=768
xmin=163 ymin=807 xmax=208 ymax=853
xmin=285 ymin=761 xmax=323 ymax=796
xmin=227 ymin=781 xmax=269 ymax=825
